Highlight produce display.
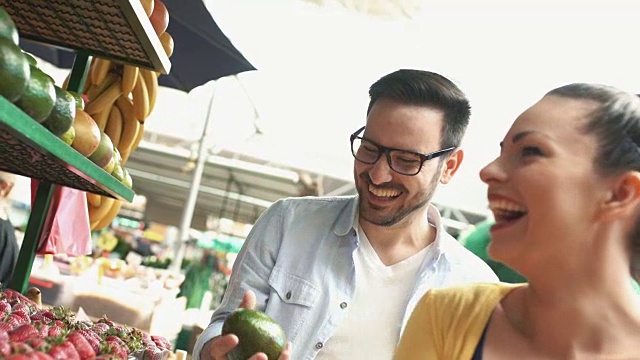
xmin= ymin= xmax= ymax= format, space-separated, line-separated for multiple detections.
xmin=222 ymin=309 xmax=287 ymax=360
xmin=0 ymin=2 xmax=181 ymax=358
xmin=0 ymin=288 xmax=174 ymax=359
xmin=0 ymin=0 xmax=173 ymax=231
xmin=0 ymin=7 xmax=130 ymax=189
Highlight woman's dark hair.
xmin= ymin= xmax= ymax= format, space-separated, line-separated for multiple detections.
xmin=367 ymin=69 xmax=471 ymax=149
xmin=547 ymin=84 xmax=640 ymax=281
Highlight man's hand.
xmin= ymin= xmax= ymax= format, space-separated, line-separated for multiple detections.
xmin=200 ymin=290 xmax=291 ymax=360
xmin=248 ymin=342 xmax=292 ymax=360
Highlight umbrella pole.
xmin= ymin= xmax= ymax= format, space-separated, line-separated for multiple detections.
xmin=170 ymin=83 xmax=218 ymax=273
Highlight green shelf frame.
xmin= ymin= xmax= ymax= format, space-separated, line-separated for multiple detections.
xmin=0 ymin=98 xmax=135 ymax=203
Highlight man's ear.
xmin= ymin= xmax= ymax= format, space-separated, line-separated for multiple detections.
xmin=600 ymin=171 xmax=640 ymax=220
xmin=440 ymin=148 xmax=463 ymax=184
xmin=0 ymin=182 xmax=10 ymax=198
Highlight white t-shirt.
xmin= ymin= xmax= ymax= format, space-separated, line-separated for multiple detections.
xmin=315 ymin=223 xmax=431 ymax=359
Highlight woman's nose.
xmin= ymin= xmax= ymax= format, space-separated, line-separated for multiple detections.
xmin=479 ymin=157 xmax=504 ymax=185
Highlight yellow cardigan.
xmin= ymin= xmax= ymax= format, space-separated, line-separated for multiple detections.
xmin=394 ymin=282 xmax=523 ymax=360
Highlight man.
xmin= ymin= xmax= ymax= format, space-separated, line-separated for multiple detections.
xmin=0 ymin=172 xmax=18 ymax=289
xmin=194 ymin=69 xmax=498 ymax=360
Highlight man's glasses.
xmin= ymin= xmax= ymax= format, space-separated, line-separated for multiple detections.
xmin=350 ymin=126 xmax=455 ymax=176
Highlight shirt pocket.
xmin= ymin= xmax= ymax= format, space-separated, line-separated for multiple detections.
xmin=266 ymin=267 xmax=320 ymax=341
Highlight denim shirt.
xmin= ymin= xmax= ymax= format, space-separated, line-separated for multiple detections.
xmin=193 ymin=196 xmax=498 ymax=360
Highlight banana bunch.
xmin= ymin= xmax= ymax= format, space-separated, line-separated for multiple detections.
xmin=81 ymin=0 xmax=174 ymax=231
xmin=83 ymin=58 xmax=154 ymax=159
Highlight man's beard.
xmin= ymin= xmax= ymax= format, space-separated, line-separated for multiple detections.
xmin=356 ymin=168 xmax=441 ymax=227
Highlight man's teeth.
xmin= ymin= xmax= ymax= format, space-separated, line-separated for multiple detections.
xmin=369 ymin=185 xmax=400 ymax=198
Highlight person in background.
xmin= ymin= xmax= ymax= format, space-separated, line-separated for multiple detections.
xmin=394 ymin=83 xmax=640 ymax=359
xmin=194 ymin=69 xmax=498 ymax=360
xmin=179 ymin=249 xmax=221 ymax=310
xmin=0 ymin=171 xmax=18 ymax=289
xmin=132 ymin=221 xmax=153 ymax=257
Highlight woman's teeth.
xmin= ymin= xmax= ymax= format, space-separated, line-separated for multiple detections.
xmin=488 ymin=200 xmax=527 ymax=222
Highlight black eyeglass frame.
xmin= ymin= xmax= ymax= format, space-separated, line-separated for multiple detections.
xmin=349 ymin=126 xmax=455 ymax=176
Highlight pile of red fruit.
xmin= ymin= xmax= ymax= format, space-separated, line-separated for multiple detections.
xmin=0 ymin=289 xmax=172 ymax=359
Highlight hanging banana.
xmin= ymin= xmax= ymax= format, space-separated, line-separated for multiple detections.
xmin=79 ymin=0 xmax=174 ymax=231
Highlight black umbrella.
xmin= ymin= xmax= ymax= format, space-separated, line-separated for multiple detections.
xmin=21 ymin=0 xmax=256 ymax=92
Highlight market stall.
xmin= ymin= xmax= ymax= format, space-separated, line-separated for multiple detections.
xmin=0 ymin=0 xmax=189 ymax=358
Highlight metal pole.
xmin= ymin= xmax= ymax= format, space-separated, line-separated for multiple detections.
xmin=170 ymin=82 xmax=217 ymax=272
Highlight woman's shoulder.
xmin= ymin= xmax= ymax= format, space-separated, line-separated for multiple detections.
xmin=423 ymin=282 xmax=524 ymax=312
xmin=395 ymin=283 xmax=525 ymax=359
xmin=433 ymin=281 xmax=523 ymax=294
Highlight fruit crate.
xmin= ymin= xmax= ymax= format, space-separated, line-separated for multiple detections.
xmin=0 ymin=0 xmax=170 ymax=73
xmin=0 ymin=96 xmax=135 ymax=202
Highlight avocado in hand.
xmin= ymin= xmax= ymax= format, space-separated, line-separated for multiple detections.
xmin=222 ymin=309 xmax=287 ymax=360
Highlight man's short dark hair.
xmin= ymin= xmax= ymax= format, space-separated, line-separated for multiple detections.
xmin=367 ymin=69 xmax=471 ymax=148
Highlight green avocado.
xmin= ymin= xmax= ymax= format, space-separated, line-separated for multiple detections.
xmin=110 ymin=161 xmax=125 ymax=181
xmin=22 ymin=52 xmax=38 ymax=67
xmin=0 ymin=8 xmax=19 ymax=45
xmin=0 ymin=37 xmax=30 ymax=102
xmin=42 ymin=86 xmax=76 ymax=136
xmin=58 ymin=125 xmax=75 ymax=146
xmin=68 ymin=90 xmax=85 ymax=110
xmin=15 ymin=65 xmax=56 ymax=122
xmin=122 ymin=168 xmax=133 ymax=188
xmin=222 ymin=309 xmax=287 ymax=360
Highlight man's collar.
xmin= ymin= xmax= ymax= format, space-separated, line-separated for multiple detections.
xmin=337 ymin=197 xmax=446 ymax=255
xmin=333 ymin=195 xmax=359 ymax=237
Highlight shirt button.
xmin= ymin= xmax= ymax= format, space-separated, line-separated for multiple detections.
xmin=315 ymin=342 xmax=323 ymax=349
xmin=340 ymin=302 xmax=347 ymax=309
xmin=286 ymin=291 xmax=292 ymax=300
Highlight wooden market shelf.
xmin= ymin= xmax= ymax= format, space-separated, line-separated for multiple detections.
xmin=0 ymin=96 xmax=134 ymax=202
xmin=0 ymin=0 xmax=171 ymax=74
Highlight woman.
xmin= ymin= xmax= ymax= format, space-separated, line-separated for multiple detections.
xmin=393 ymin=83 xmax=640 ymax=359
xmin=0 ymin=171 xmax=18 ymax=289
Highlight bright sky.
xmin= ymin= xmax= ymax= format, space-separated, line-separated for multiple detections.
xmin=168 ymin=0 xmax=640 ymax=215
xmin=33 ymin=0 xmax=640 ymax=216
